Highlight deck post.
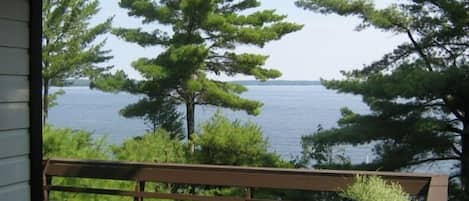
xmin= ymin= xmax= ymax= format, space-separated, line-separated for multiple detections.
xmin=42 ymin=159 xmax=51 ymax=201
xmin=134 ymin=181 xmax=145 ymax=201
xmin=245 ymin=187 xmax=252 ymax=201
xmin=426 ymin=175 xmax=448 ymax=201
xmin=43 ymin=176 xmax=51 ymax=201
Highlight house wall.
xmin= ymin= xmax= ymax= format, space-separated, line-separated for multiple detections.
xmin=0 ymin=0 xmax=32 ymax=201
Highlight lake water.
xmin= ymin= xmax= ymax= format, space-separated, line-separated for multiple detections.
xmin=49 ymin=86 xmax=452 ymax=173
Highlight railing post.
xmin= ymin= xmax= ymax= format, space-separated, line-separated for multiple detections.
xmin=43 ymin=176 xmax=52 ymax=201
xmin=426 ymin=175 xmax=448 ymax=201
xmin=42 ymin=159 xmax=51 ymax=201
xmin=134 ymin=181 xmax=145 ymax=201
xmin=245 ymin=187 xmax=252 ymax=201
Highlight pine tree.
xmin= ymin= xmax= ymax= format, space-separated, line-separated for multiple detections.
xmin=94 ymin=0 xmax=303 ymax=144
xmin=42 ymin=0 xmax=113 ymax=123
xmin=120 ymin=97 xmax=184 ymax=139
xmin=297 ymin=0 xmax=469 ymax=197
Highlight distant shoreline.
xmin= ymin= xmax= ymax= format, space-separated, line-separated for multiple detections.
xmin=55 ymin=79 xmax=322 ymax=87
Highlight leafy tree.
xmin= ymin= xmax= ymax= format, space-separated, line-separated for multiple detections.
xmin=42 ymin=0 xmax=113 ymax=123
xmin=93 ymin=0 xmax=303 ymax=146
xmin=296 ymin=0 xmax=468 ymax=196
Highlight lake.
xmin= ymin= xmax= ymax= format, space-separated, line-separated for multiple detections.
xmin=49 ymin=85 xmax=452 ymax=173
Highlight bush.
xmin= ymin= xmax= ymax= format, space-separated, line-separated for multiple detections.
xmin=194 ymin=111 xmax=289 ymax=167
xmin=341 ymin=175 xmax=410 ymax=201
xmin=111 ymin=129 xmax=187 ymax=163
xmin=43 ymin=124 xmax=109 ymax=159
xmin=43 ymin=125 xmax=125 ymax=201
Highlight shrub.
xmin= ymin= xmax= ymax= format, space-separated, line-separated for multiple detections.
xmin=194 ymin=111 xmax=289 ymax=167
xmin=111 ymin=129 xmax=187 ymax=163
xmin=43 ymin=124 xmax=109 ymax=159
xmin=341 ymin=175 xmax=410 ymax=201
xmin=43 ymin=125 xmax=122 ymax=201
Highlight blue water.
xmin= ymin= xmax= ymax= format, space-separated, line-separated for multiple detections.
xmin=49 ymin=86 xmax=453 ymax=173
xmin=49 ymin=85 xmax=370 ymax=159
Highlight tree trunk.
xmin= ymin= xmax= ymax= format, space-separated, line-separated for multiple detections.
xmin=462 ymin=122 xmax=469 ymax=196
xmin=186 ymin=101 xmax=195 ymax=152
xmin=43 ymin=80 xmax=49 ymax=125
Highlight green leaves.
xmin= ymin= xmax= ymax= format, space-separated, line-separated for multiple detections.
xmin=91 ymin=70 xmax=131 ymax=93
xmin=112 ymin=130 xmax=187 ymax=163
xmin=43 ymin=0 xmax=113 ymax=81
xmin=207 ymin=53 xmax=282 ymax=80
xmin=42 ymin=0 xmax=114 ymax=123
xmin=297 ymin=0 xmax=469 ymax=189
xmin=194 ymin=112 xmax=286 ymax=167
xmin=120 ymin=98 xmax=184 ymax=139
xmin=112 ymin=28 xmax=170 ymax=46
xmin=195 ymin=79 xmax=263 ymax=115
xmin=109 ymin=0 xmax=302 ymax=139
xmin=43 ymin=125 xmax=109 ymax=159
xmin=296 ymin=0 xmax=409 ymax=32
xmin=341 ymin=175 xmax=410 ymax=201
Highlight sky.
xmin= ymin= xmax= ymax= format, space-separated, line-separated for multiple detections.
xmin=94 ymin=0 xmax=407 ymax=81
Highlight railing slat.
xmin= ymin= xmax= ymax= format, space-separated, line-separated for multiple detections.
xmin=45 ymin=185 xmax=247 ymax=201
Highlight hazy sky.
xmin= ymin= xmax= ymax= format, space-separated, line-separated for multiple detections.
xmin=95 ymin=0 xmax=406 ymax=80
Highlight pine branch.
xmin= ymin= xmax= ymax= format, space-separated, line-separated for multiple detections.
xmin=405 ymin=156 xmax=460 ymax=167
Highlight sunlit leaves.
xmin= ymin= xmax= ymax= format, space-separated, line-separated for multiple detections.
xmin=194 ymin=112 xmax=287 ymax=167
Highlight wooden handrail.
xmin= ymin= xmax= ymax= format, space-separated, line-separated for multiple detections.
xmin=43 ymin=158 xmax=448 ymax=201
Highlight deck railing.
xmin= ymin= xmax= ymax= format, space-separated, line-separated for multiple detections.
xmin=43 ymin=158 xmax=448 ymax=201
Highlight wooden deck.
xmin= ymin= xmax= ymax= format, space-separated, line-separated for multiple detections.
xmin=43 ymin=158 xmax=448 ymax=201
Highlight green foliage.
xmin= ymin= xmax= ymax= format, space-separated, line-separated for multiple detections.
xmin=42 ymin=0 xmax=113 ymax=123
xmin=297 ymin=0 xmax=467 ymax=196
xmin=112 ymin=129 xmax=187 ymax=163
xmin=194 ymin=111 xmax=289 ymax=167
xmin=111 ymin=130 xmax=190 ymax=197
xmin=43 ymin=126 xmax=189 ymax=201
xmin=42 ymin=117 xmax=300 ymax=200
xmin=43 ymin=125 xmax=109 ymax=159
xmin=341 ymin=175 xmax=410 ymax=201
xmin=93 ymin=0 xmax=303 ymax=141
xmin=120 ymin=97 xmax=184 ymax=139
xmin=43 ymin=125 xmax=128 ymax=201
xmin=47 ymin=89 xmax=65 ymax=109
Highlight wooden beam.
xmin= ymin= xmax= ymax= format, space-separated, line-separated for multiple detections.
xmin=44 ymin=159 xmax=434 ymax=195
xmin=426 ymin=175 xmax=448 ymax=201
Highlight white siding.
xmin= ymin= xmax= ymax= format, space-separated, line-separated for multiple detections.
xmin=0 ymin=103 xmax=29 ymax=130
xmin=0 ymin=157 xmax=30 ymax=186
xmin=0 ymin=183 xmax=30 ymax=201
xmin=0 ymin=76 xmax=29 ymax=102
xmin=0 ymin=0 xmax=31 ymax=200
xmin=0 ymin=48 xmax=29 ymax=75
xmin=0 ymin=19 xmax=29 ymax=48
xmin=0 ymin=0 xmax=29 ymax=22
xmin=0 ymin=130 xmax=29 ymax=159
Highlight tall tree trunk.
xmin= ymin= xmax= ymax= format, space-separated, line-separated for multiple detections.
xmin=43 ymin=80 xmax=49 ymax=125
xmin=186 ymin=101 xmax=195 ymax=152
xmin=462 ymin=122 xmax=469 ymax=196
